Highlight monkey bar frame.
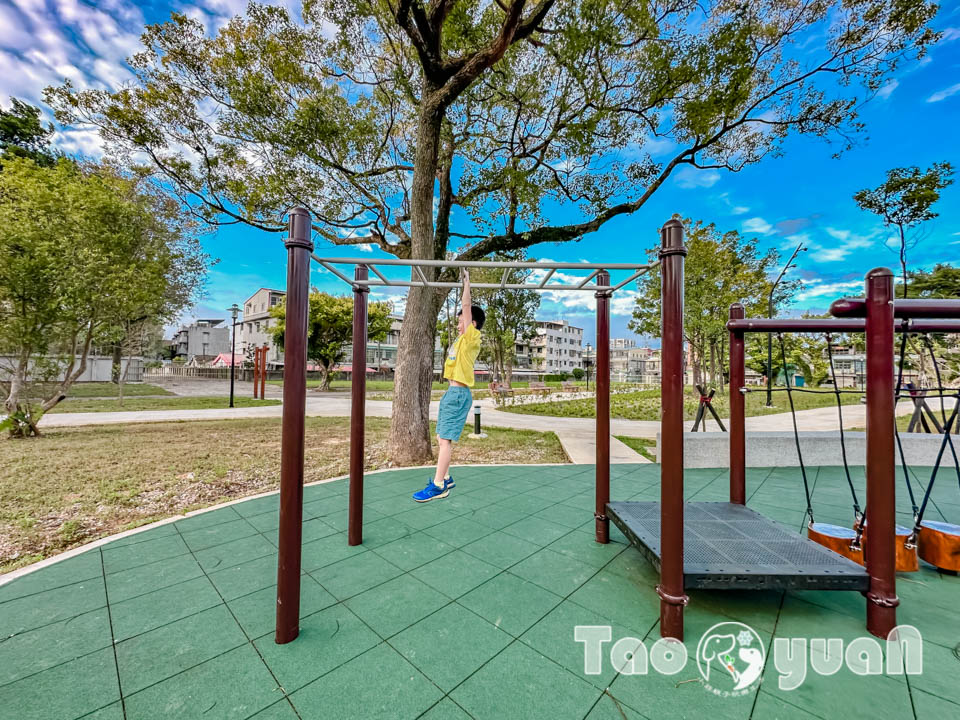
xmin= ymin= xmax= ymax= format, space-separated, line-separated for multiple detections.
xmin=274 ymin=207 xmax=661 ymax=644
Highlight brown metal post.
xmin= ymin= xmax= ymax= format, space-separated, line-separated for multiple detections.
xmin=260 ymin=344 xmax=268 ymax=398
xmin=729 ymin=303 xmax=746 ymax=504
xmin=595 ymin=272 xmax=611 ymax=544
xmin=275 ymin=208 xmax=313 ymax=645
xmin=864 ymin=267 xmax=898 ymax=638
xmin=348 ymin=266 xmax=369 ymax=546
xmin=253 ymin=346 xmax=260 ymax=398
xmin=658 ymin=218 xmax=689 ymax=640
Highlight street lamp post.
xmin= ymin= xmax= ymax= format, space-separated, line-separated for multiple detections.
xmin=585 ymin=342 xmax=593 ymax=390
xmin=228 ymin=304 xmax=240 ymax=408
xmin=765 ymin=243 xmax=805 ymax=407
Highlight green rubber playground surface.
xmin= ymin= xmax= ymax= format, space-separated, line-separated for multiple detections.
xmin=1 ymin=463 xmax=958 ymax=719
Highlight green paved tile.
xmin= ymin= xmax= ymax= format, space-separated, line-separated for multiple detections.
xmin=80 ymin=702 xmax=125 ymax=719
xmin=309 ymin=550 xmax=403 ymax=601
xmin=179 ymin=517 xmax=259 ymax=552
xmin=105 ymin=553 xmax=205 ymax=604
xmin=345 ymin=574 xmax=450 ymax=638
xmin=908 ymin=639 xmax=960 ymax=702
xmin=255 ymin=603 xmax=379 ymax=692
xmin=0 ymin=551 xmax=102 ymax=604
xmin=300 ymin=532 xmax=369 ymax=572
xmin=450 ymin=640 xmax=601 ymax=720
xmin=519 ymin=598 xmax=648 ymax=692
xmin=424 ymin=516 xmax=494 ymax=548
xmin=535 ymin=502 xmax=588 ymax=529
xmin=546 ymin=530 xmax=626 ymax=569
xmin=124 ymin=644 xmax=279 ymax=719
xmin=466 ymin=504 xmax=530 ymax=530
xmin=371 ymin=532 xmax=455 ymax=571
xmin=289 ymin=642 xmax=442 ymax=719
xmin=391 ymin=504 xmax=459 ymax=531
xmin=0 ymin=646 xmax=119 ymax=720
xmin=0 ymin=575 xmax=105 ymax=637
xmin=208 ymin=553 xmax=278 ymax=601
xmin=391 ymin=603 xmax=512 ymax=691
xmin=247 ymin=699 xmax=300 ymax=719
xmin=232 ymin=494 xmax=280 ymax=518
xmin=567 ymin=567 xmax=660 ymax=632
xmin=192 ymin=532 xmax=275 ymax=573
xmin=109 ymin=575 xmax=223 ymax=641
xmin=751 ymin=691 xmax=824 ymax=719
xmin=115 ymin=604 xmax=247 ymax=695
xmin=226 ymin=575 xmax=336 ymax=639
xmin=461 ymin=530 xmax=541 ymax=570
xmin=246 ymin=510 xmax=281 ymax=533
xmin=101 ymin=534 xmax=190 ymax=574
xmin=360 ymin=516 xmax=417 ymax=548
xmin=0 ymin=606 xmax=111 ymax=685
xmin=583 ymin=693 xmax=649 ymax=719
xmin=501 ymin=516 xmax=572 ymax=546
xmin=410 ymin=550 xmax=500 ymax=599
xmin=299 ymin=516 xmax=339 ymax=543
xmin=510 ymin=547 xmax=597 ymax=597
xmin=912 ymin=688 xmax=960 ymax=717
xmin=418 ymin=697 xmax=474 ymax=720
xmin=500 ymin=493 xmax=556 ymax=515
xmin=172 ymin=506 xmax=241 ymax=532
xmin=458 ymin=572 xmax=562 ymax=636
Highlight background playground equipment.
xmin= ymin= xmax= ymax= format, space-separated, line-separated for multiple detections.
xmin=272 ymin=209 xmax=960 ymax=647
xmin=252 ymin=344 xmax=268 ymax=399
xmin=272 ymin=208 xmax=655 ymax=645
xmin=690 ymin=384 xmax=726 ymax=432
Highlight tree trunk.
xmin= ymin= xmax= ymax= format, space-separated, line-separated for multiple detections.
xmin=390 ymin=96 xmax=445 ymax=464
xmin=709 ymin=340 xmax=717 ymax=388
xmin=111 ymin=343 xmax=122 ymax=384
xmin=898 ymin=224 xmax=908 ymax=299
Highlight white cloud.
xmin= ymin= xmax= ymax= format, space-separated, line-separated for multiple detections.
xmin=731 ymin=205 xmax=750 ymax=215
xmin=927 ymin=83 xmax=960 ymax=103
xmin=825 ymin=227 xmax=850 ymax=242
xmin=743 ymin=217 xmax=774 ymax=235
xmin=674 ymin=167 xmax=721 ymax=189
xmin=877 ymin=79 xmax=899 ymax=100
xmin=810 ymin=229 xmax=875 ymax=262
xmin=940 ymin=27 xmax=960 ymax=43
xmin=356 ymin=243 xmax=373 ymax=253
xmin=795 ymin=280 xmax=863 ymax=302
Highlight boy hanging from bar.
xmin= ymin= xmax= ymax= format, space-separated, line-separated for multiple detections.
xmin=413 ymin=269 xmax=485 ymax=502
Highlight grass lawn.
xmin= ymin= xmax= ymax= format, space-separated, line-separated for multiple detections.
xmin=0 ymin=417 xmax=565 ymax=573
xmin=615 ymin=436 xmax=657 ymax=461
xmin=501 ymin=385 xmax=865 ymax=421
xmin=46 ymin=396 xmax=281 ymax=413
xmin=26 ymin=381 xmax=173 ymax=398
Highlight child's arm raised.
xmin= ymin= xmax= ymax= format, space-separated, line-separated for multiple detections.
xmin=461 ymin=270 xmax=472 ymax=327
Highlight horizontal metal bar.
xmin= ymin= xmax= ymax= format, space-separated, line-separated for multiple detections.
xmin=727 ymin=318 xmax=960 ymax=333
xmin=355 ymin=279 xmax=624 ymax=292
xmin=313 ymin=256 xmax=653 ymax=271
xmin=831 ymin=297 xmax=960 ymax=319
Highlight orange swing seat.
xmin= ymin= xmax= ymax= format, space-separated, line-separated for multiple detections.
xmin=917 ymin=521 xmax=960 ymax=572
xmin=853 ymin=519 xmax=919 ymax=572
xmin=807 ymin=523 xmax=864 ymax=565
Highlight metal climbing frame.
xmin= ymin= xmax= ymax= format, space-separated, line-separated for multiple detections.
xmin=273 ymin=207 xmax=660 ymax=644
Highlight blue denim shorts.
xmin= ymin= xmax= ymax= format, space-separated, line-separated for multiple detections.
xmin=436 ymin=385 xmax=473 ymax=441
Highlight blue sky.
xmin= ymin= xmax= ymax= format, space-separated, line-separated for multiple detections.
xmin=2 ymin=0 xmax=959 ymax=345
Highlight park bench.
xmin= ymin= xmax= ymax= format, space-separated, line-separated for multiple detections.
xmin=561 ymin=381 xmax=577 ymax=393
xmin=528 ymin=380 xmax=550 ymax=396
xmin=489 ymin=381 xmax=515 ymax=400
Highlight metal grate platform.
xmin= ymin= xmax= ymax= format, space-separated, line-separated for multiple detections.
xmin=607 ymin=501 xmax=870 ymax=591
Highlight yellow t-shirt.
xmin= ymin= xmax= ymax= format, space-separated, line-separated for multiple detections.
xmin=443 ymin=325 xmax=482 ymax=387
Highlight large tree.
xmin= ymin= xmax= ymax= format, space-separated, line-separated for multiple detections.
xmin=853 ymin=162 xmax=955 ymax=298
xmin=472 ymin=252 xmax=540 ymax=383
xmin=0 ymin=158 xmax=208 ymax=436
xmin=0 ymin=98 xmax=55 ymax=168
xmin=270 ymin=290 xmax=393 ymax=391
xmin=904 ymin=264 xmax=960 ymax=299
xmin=630 ymin=218 xmax=789 ymax=387
xmin=47 ymin=0 xmax=938 ymax=463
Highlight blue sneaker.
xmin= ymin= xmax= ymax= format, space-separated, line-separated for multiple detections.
xmin=413 ymin=477 xmax=454 ymax=502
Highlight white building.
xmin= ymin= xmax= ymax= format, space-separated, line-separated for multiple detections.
xmin=170 ymin=319 xmax=231 ymax=362
xmin=519 ymin=320 xmax=584 ymax=373
xmin=240 ymin=288 xmax=286 ymax=368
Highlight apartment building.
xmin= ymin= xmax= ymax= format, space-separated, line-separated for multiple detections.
xmin=240 ymin=288 xmax=286 ymax=368
xmin=170 ymin=319 xmax=231 ymax=362
xmin=516 ymin=320 xmax=584 ymax=372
